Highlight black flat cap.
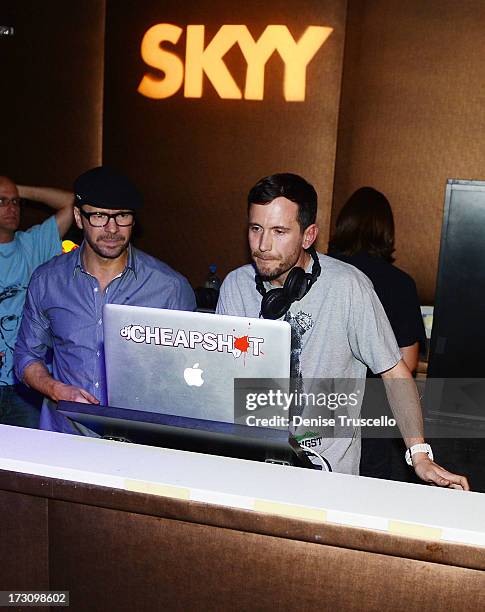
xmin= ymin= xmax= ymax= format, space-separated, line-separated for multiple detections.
xmin=74 ymin=166 xmax=143 ymax=210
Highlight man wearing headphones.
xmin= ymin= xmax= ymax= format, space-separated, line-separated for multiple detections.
xmin=216 ymin=173 xmax=469 ymax=489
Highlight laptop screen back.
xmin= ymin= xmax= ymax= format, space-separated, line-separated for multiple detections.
xmin=103 ymin=304 xmax=291 ymax=423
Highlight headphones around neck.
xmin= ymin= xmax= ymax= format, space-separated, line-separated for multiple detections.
xmin=255 ymin=246 xmax=321 ymax=319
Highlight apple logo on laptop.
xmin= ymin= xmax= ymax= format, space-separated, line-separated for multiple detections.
xmin=184 ymin=363 xmax=204 ymax=387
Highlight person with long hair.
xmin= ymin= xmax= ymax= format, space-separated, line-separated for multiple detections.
xmin=329 ymin=186 xmax=426 ymax=480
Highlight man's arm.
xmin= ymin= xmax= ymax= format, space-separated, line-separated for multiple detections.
xmin=22 ymin=361 xmax=99 ymax=404
xmin=14 ymin=274 xmax=99 ymax=405
xmin=381 ymin=360 xmax=469 ymax=490
xmin=18 ymin=184 xmax=74 ymax=238
xmin=400 ymin=342 xmax=420 ymax=372
xmin=171 ymin=276 xmax=197 ymax=312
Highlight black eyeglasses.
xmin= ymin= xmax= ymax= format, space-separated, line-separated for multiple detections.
xmin=0 ymin=197 xmax=21 ymax=208
xmin=79 ymin=209 xmax=135 ymax=227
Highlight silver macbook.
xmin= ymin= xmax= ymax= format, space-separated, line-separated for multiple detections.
xmin=103 ymin=304 xmax=291 ymax=423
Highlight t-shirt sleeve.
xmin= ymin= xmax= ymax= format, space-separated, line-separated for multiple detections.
xmin=22 ymin=216 xmax=62 ymax=266
xmin=391 ymin=275 xmax=426 ymax=350
xmin=216 ymin=272 xmax=247 ymax=317
xmin=347 ymin=273 xmax=402 ymax=375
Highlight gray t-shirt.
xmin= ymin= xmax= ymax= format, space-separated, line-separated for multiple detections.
xmin=216 ymin=252 xmax=401 ymax=474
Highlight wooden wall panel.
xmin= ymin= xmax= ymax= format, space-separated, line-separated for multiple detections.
xmin=332 ymin=0 xmax=485 ymax=303
xmin=0 ymin=0 xmax=105 ymax=230
xmin=103 ymin=0 xmax=347 ymax=286
xmin=0 ymin=489 xmax=49 ymax=591
xmin=48 ymin=499 xmax=485 ymax=612
xmin=1 ymin=470 xmax=485 ymax=611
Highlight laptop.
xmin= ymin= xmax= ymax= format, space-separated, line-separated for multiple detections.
xmin=103 ymin=304 xmax=291 ymax=423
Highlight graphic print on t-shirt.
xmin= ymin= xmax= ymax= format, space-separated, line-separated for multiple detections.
xmin=285 ymin=309 xmax=335 ymax=470
xmin=0 ymin=284 xmax=27 ymax=384
xmin=285 ymin=310 xmax=314 ymax=409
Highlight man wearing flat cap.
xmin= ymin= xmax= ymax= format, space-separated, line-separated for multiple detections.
xmin=14 ymin=167 xmax=196 ymax=435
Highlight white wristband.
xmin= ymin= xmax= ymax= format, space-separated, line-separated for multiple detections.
xmin=405 ymin=443 xmax=433 ymax=466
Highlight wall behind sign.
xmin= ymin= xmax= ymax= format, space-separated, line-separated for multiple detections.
xmin=103 ymin=0 xmax=347 ymax=286
xmin=333 ymin=0 xmax=485 ymax=304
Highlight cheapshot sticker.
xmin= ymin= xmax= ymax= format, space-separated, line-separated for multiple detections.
xmin=120 ymin=324 xmax=264 ymax=357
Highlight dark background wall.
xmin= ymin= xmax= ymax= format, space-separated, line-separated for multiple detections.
xmin=3 ymin=1 xmax=485 ymax=300
xmin=333 ymin=0 xmax=485 ymax=303
xmin=102 ymin=0 xmax=346 ymax=286
xmin=0 ymin=0 xmax=105 ymax=231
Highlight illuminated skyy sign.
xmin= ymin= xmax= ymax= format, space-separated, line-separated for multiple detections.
xmin=138 ymin=24 xmax=333 ymax=101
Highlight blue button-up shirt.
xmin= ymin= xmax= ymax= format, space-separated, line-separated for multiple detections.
xmin=14 ymin=243 xmax=196 ymax=434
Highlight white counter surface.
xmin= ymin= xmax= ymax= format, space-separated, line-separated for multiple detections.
xmin=1 ymin=424 xmax=484 ymax=547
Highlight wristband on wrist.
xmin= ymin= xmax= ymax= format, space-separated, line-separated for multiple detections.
xmin=405 ymin=443 xmax=433 ymax=466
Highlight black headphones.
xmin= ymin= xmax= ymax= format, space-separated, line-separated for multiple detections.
xmin=255 ymin=246 xmax=321 ymax=319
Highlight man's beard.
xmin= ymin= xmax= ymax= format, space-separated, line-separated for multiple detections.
xmin=85 ymin=231 xmax=129 ymax=260
xmin=252 ymin=248 xmax=301 ymax=283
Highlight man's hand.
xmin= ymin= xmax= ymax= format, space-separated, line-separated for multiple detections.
xmin=50 ymin=380 xmax=99 ymax=405
xmin=22 ymin=362 xmax=99 ymax=405
xmin=412 ymin=453 xmax=470 ymax=490
xmin=382 ymin=362 xmax=470 ymax=490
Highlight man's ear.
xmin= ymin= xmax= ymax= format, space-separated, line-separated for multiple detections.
xmin=303 ymin=223 xmax=319 ymax=249
xmin=73 ymin=206 xmax=83 ymax=231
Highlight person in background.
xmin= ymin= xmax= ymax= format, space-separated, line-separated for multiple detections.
xmin=0 ymin=175 xmax=73 ymax=428
xmin=328 ymin=186 xmax=426 ymax=480
xmin=14 ymin=166 xmax=196 ymax=435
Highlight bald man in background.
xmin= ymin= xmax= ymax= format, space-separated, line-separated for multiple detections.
xmin=0 ymin=175 xmax=73 ymax=427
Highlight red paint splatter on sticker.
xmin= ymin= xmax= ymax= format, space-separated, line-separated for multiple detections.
xmin=234 ymin=335 xmax=250 ymax=352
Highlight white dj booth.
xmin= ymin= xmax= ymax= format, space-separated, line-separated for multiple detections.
xmin=1 ymin=424 xmax=484 ymax=611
